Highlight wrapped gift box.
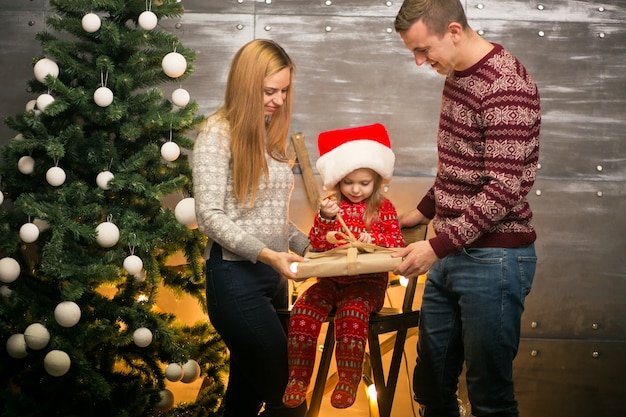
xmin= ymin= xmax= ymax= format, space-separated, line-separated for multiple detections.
xmin=291 ymin=246 xmax=402 ymax=279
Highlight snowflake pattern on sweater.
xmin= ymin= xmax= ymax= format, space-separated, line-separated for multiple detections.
xmin=419 ymin=43 xmax=541 ymax=258
xmin=309 ymin=198 xmax=405 ymax=284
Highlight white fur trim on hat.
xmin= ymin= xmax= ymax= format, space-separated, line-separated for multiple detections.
xmin=316 ymin=139 xmax=395 ymax=189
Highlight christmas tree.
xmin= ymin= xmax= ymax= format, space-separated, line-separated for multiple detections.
xmin=0 ymin=1 xmax=226 ymax=416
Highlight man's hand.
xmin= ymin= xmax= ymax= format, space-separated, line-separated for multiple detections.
xmin=391 ymin=240 xmax=438 ymax=279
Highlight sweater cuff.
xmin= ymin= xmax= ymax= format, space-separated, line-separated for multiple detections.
xmin=428 ymin=233 xmax=459 ymax=259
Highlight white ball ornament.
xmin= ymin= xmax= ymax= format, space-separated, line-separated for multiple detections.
xmin=171 ymin=88 xmax=190 ymax=107
xmin=0 ymin=191 xmax=3 ymax=205
xmin=33 ymin=58 xmax=59 ymax=83
xmin=95 ymin=221 xmax=120 ymax=247
xmin=82 ymin=12 xmax=101 ymax=33
xmin=24 ymin=323 xmax=50 ymax=350
xmin=175 ymin=197 xmax=197 ymax=229
xmin=160 ymin=141 xmax=180 ymax=162
xmin=94 ymin=86 xmax=114 ymax=107
xmin=44 ymin=350 xmax=71 ymax=377
xmin=46 ymin=166 xmax=66 ymax=186
xmin=123 ymin=255 xmax=143 ymax=275
xmin=133 ymin=327 xmax=153 ymax=348
xmin=18 ymin=156 xmax=35 ymax=174
xmin=138 ymin=10 xmax=158 ymax=30
xmin=19 ymin=222 xmax=40 ymax=243
xmin=96 ymin=170 xmax=114 ymax=190
xmin=6 ymin=334 xmax=28 ymax=359
xmin=54 ymin=301 xmax=82 ymax=327
xmin=165 ymin=363 xmax=184 ymax=382
xmin=155 ymin=389 xmax=175 ymax=412
xmin=181 ymin=359 xmax=201 ymax=383
xmin=26 ymin=99 xmax=37 ymax=111
xmin=162 ymin=52 xmax=187 ymax=78
xmin=36 ymin=93 xmax=55 ymax=112
xmin=0 ymin=257 xmax=21 ymax=283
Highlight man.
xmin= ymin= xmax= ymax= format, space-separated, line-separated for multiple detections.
xmin=390 ymin=1 xmax=541 ymax=416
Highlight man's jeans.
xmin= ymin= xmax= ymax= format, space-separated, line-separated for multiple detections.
xmin=414 ymin=245 xmax=537 ymax=417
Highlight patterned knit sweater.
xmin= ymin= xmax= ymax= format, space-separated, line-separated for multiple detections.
xmin=418 ymin=43 xmax=541 ymax=259
xmin=310 ymin=198 xmax=405 ymax=284
xmin=192 ymin=114 xmax=310 ymax=262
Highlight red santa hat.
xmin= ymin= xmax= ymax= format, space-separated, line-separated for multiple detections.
xmin=316 ymin=123 xmax=395 ymax=189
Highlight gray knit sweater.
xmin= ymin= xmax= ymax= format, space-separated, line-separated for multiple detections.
xmin=192 ymin=114 xmax=309 ymax=262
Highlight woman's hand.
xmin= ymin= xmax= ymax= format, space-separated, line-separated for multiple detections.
xmin=258 ymin=247 xmax=307 ymax=281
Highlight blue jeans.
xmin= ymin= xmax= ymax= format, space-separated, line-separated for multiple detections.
xmin=414 ymin=245 xmax=536 ymax=417
xmin=206 ymin=245 xmax=307 ymax=417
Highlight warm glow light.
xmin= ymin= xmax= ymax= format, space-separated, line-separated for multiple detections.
xmin=399 ymin=275 xmax=409 ymax=287
xmin=137 ymin=294 xmax=149 ymax=303
xmin=362 ymin=374 xmax=380 ymax=417
xmin=289 ymin=262 xmax=298 ymax=274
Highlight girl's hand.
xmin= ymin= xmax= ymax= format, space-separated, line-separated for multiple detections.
xmin=357 ymin=232 xmax=373 ymax=244
xmin=319 ymin=197 xmax=339 ymax=219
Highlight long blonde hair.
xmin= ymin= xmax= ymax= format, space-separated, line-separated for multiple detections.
xmin=218 ymin=39 xmax=295 ymax=205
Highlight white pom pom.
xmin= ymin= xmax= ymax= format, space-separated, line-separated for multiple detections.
xmin=138 ymin=10 xmax=158 ymax=30
xmin=0 ymin=285 xmax=12 ymax=297
xmin=36 ymin=93 xmax=55 ymax=112
xmin=54 ymin=301 xmax=82 ymax=327
xmin=18 ymin=156 xmax=35 ymax=174
xmin=155 ymin=389 xmax=175 ymax=412
xmin=82 ymin=12 xmax=101 ymax=33
xmin=46 ymin=166 xmax=66 ymax=186
xmin=162 ymin=52 xmax=187 ymax=78
xmin=6 ymin=334 xmax=28 ymax=359
xmin=33 ymin=58 xmax=59 ymax=83
xmin=133 ymin=327 xmax=153 ymax=348
xmin=181 ymin=359 xmax=201 ymax=383
xmin=94 ymin=86 xmax=114 ymax=107
xmin=44 ymin=350 xmax=71 ymax=377
xmin=19 ymin=222 xmax=40 ymax=243
xmin=160 ymin=142 xmax=180 ymax=162
xmin=0 ymin=257 xmax=21 ymax=283
xmin=96 ymin=170 xmax=114 ymax=190
xmin=171 ymin=88 xmax=190 ymax=107
xmin=165 ymin=363 xmax=184 ymax=382
xmin=123 ymin=255 xmax=143 ymax=275
xmin=95 ymin=221 xmax=120 ymax=248
xmin=174 ymin=197 xmax=197 ymax=229
xmin=24 ymin=323 xmax=50 ymax=350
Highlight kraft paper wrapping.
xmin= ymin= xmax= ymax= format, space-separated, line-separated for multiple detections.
xmin=292 ymin=246 xmax=401 ymax=279
xmin=292 ymin=213 xmax=402 ymax=278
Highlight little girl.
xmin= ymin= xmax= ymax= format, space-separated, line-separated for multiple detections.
xmin=283 ymin=123 xmax=405 ymax=409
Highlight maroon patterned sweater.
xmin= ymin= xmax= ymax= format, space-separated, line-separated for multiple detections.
xmin=418 ymin=43 xmax=541 ymax=258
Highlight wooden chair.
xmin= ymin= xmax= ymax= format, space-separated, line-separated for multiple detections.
xmin=278 ymin=224 xmax=427 ymax=417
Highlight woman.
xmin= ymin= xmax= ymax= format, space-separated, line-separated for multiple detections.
xmin=193 ymin=39 xmax=309 ymax=417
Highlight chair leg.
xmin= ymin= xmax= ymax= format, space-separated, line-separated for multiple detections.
xmin=368 ymin=328 xmax=410 ymax=417
xmin=306 ymin=321 xmax=335 ymax=417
